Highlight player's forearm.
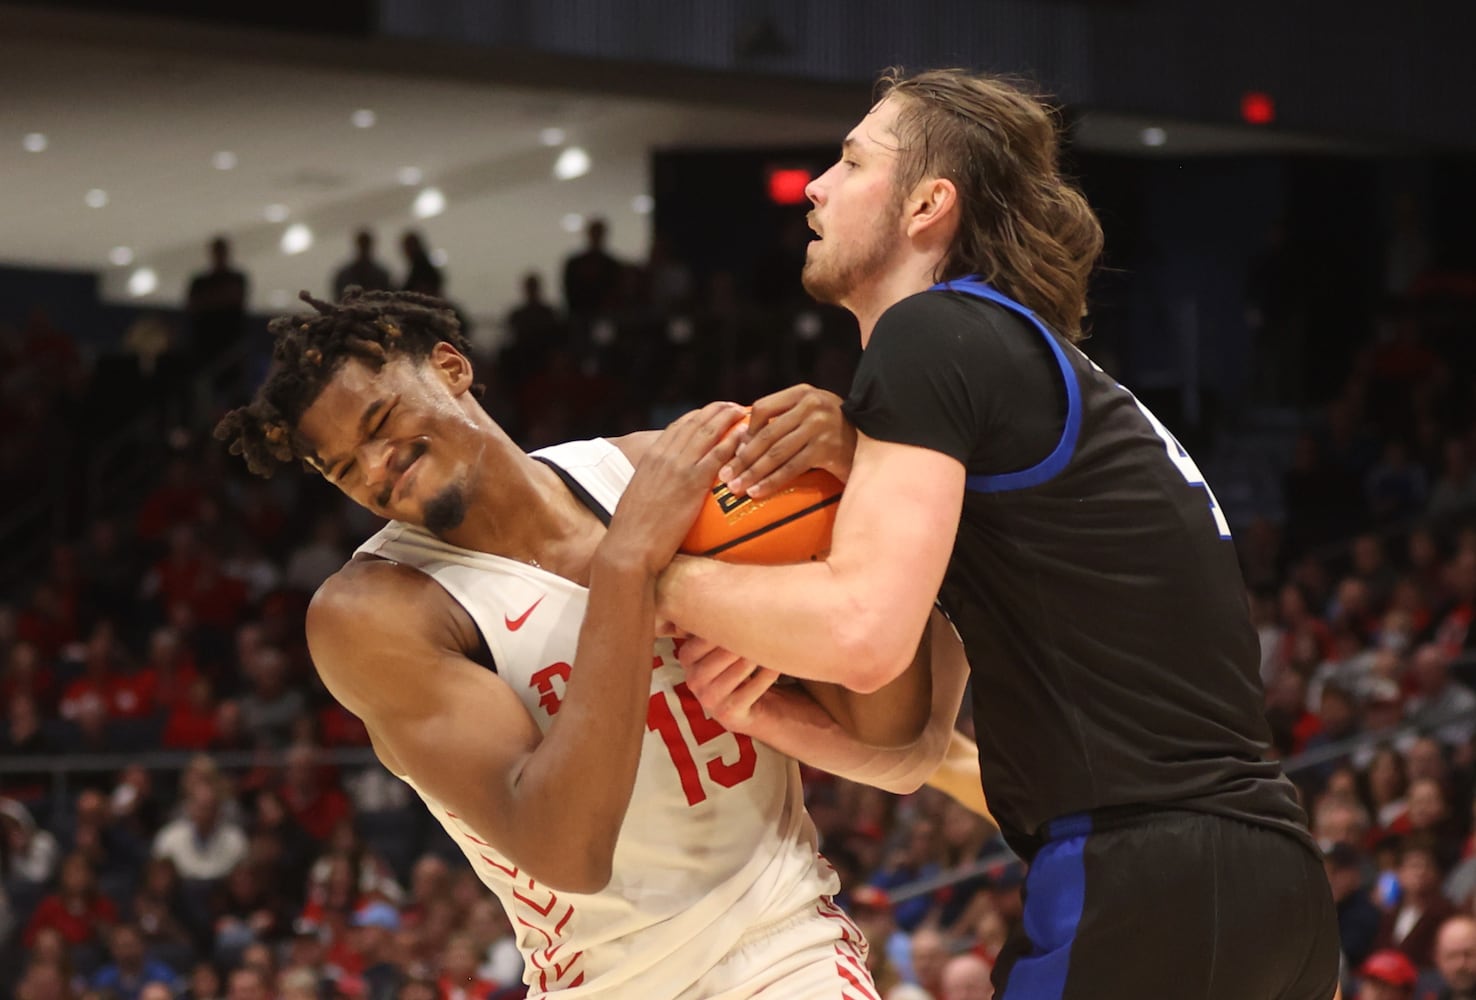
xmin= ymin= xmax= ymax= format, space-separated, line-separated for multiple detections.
xmin=746 ymin=685 xmax=948 ymax=795
xmin=657 ymin=556 xmax=917 ymax=692
xmin=923 ymin=731 xmax=995 ymax=824
xmin=508 ymin=552 xmax=656 ymax=891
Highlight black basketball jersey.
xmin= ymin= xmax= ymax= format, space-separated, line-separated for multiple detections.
xmin=843 ymin=278 xmax=1313 ymax=859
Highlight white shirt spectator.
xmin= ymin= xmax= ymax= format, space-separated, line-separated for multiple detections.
xmin=152 ymin=794 xmax=247 ymax=881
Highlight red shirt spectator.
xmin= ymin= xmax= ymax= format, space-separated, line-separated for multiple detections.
xmin=163 ymin=677 xmax=219 ymax=750
xmin=135 ymin=457 xmax=206 ymax=543
xmin=281 ymin=745 xmax=353 ymax=841
xmin=23 ymin=853 xmax=118 ymax=948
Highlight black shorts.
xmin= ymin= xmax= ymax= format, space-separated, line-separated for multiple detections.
xmin=993 ymin=810 xmax=1339 ymax=1000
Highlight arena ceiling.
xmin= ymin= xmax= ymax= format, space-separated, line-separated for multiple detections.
xmin=0 ymin=5 xmax=1373 ymax=327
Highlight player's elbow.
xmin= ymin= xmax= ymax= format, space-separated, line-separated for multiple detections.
xmin=832 ymin=627 xmax=916 ymax=694
xmin=527 ymin=844 xmax=615 ymax=895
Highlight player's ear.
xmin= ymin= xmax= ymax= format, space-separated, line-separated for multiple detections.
xmin=905 ymin=176 xmax=957 ymax=240
xmin=430 ymin=342 xmax=475 ymax=396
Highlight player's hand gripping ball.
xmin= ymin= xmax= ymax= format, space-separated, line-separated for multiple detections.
xmin=679 ymin=410 xmax=843 ymax=563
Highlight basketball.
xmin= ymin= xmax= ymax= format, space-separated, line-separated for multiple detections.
xmin=680 ymin=468 xmax=843 ymax=563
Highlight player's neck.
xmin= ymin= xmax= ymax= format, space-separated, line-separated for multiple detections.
xmin=442 ymin=449 xmax=604 ymax=585
xmin=849 ymin=254 xmax=942 ymax=347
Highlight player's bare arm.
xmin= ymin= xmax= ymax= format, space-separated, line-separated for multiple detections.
xmin=309 ymin=402 xmax=741 ymax=895
xmin=678 ymin=608 xmax=977 ymax=808
xmin=658 ymin=431 xmax=964 ymax=692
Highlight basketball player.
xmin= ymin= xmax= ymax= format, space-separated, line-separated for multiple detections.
xmin=656 ymin=69 xmax=1339 ymax=998
xmin=213 ymin=289 xmax=976 ymax=999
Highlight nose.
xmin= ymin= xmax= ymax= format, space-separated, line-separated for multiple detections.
xmin=805 ymin=170 xmax=827 ymax=206
xmin=360 ymin=439 xmax=397 ymax=494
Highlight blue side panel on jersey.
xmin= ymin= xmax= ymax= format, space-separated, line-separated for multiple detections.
xmin=931 ymin=278 xmax=1082 ymax=494
xmin=1001 ymin=812 xmax=1091 ymax=1000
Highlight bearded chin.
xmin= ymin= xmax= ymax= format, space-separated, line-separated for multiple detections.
xmin=422 ymin=483 xmax=469 ymax=536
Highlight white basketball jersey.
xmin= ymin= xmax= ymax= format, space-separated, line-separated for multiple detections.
xmin=355 ymin=439 xmax=838 ymax=998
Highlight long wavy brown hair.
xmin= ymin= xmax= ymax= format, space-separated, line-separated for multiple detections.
xmin=878 ymin=68 xmax=1103 ymax=342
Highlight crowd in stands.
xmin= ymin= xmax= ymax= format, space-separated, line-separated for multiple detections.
xmin=2 ymin=208 xmax=1475 ymax=1000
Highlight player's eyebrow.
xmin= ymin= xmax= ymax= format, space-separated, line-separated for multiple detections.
xmin=319 ymin=397 xmax=388 ymax=480
xmin=842 ymin=136 xmax=860 ymax=156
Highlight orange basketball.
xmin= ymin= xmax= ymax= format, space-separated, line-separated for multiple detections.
xmin=680 ymin=468 xmax=843 ymax=563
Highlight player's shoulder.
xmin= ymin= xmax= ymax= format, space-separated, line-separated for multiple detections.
xmin=873 ymin=287 xmax=1027 ymax=352
xmin=606 ymin=430 xmax=660 ymax=467
xmin=308 ymin=556 xmax=450 ymax=651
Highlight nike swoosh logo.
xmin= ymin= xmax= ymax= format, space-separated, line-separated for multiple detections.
xmin=505 ymin=596 xmax=545 ymax=632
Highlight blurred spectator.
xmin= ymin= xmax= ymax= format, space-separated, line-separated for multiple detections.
xmin=163 ymin=677 xmax=220 ymax=750
xmin=1426 ymin=914 xmax=1476 ymax=1000
xmin=351 ymin=900 xmax=406 ymax=1000
xmin=89 ymin=922 xmax=180 ymax=1000
xmin=224 ymin=965 xmax=271 ymax=1000
xmin=438 ymin=933 xmax=497 ymax=1000
xmin=462 ymin=897 xmax=522 ymax=988
xmin=239 ymin=647 xmax=305 ymax=749
xmin=23 ymin=852 xmax=117 ymax=953
xmin=135 ymin=627 xmax=200 ymax=714
xmin=1359 ymin=948 xmax=1418 ymax=1000
xmin=1430 ymin=441 xmax=1476 ymax=520
xmin=1 ymin=795 xmax=58 ymax=890
xmin=500 ymin=273 xmax=565 ymax=386
xmin=281 ymin=746 xmax=352 ymax=842
xmin=1366 ymin=441 xmax=1430 ymax=524
xmin=940 ymin=952 xmax=994 ymax=1000
xmin=562 ymin=217 xmax=622 ymax=324
xmin=211 ymin=861 xmax=284 ymax=966
xmin=905 ymin=927 xmax=948 ymax=997
xmin=848 ymin=885 xmax=904 ymax=996
xmin=1406 ymin=645 xmax=1476 ymax=748
xmin=14 ymin=961 xmax=75 ymax=1000
xmin=184 ymin=236 xmax=248 ymax=366
xmin=399 ymin=231 xmax=443 ymax=297
xmin=1326 ymin=841 xmax=1382 ymax=968
xmin=869 ymin=816 xmax=941 ymax=933
xmin=333 ymin=230 xmax=394 ymax=301
xmin=151 ymin=781 xmax=247 ymax=882
xmin=180 ymin=961 xmax=223 ymax=1000
xmin=127 ymin=857 xmax=194 ymax=969
xmin=57 ymin=621 xmax=132 ymax=723
xmin=284 ymin=515 xmax=349 ymax=594
xmin=1374 ymin=839 xmax=1459 ymax=967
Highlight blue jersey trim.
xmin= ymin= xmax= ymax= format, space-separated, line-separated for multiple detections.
xmin=1001 ymin=812 xmax=1091 ymax=999
xmin=930 ymin=278 xmax=1082 ymax=494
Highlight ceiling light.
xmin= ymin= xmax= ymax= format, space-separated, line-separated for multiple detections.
xmin=413 ymin=187 xmax=446 ymax=219
xmin=280 ymin=223 xmax=313 ymax=255
xmin=108 ymin=246 xmax=134 ymax=267
xmin=84 ymin=189 xmax=109 ymax=209
xmin=429 ymin=249 xmax=448 ymax=267
xmin=539 ymin=127 xmax=567 ymax=147
xmin=560 ymin=213 xmax=585 ymax=234
xmin=351 ymin=109 xmax=377 ymax=129
xmin=1139 ymin=127 xmax=1168 ymax=148
xmin=396 ymin=166 xmax=424 ymax=186
xmin=263 ymin=204 xmax=290 ymax=223
xmin=212 ymin=150 xmax=238 ymax=171
xmin=553 ymin=146 xmax=591 ymax=181
xmin=22 ymin=132 xmax=48 ymax=153
xmin=128 ymin=268 xmax=158 ymax=297
xmin=631 ymin=194 xmax=654 ymax=215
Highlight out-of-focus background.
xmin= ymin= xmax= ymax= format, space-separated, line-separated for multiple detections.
xmin=2 ymin=3 xmax=1475 ymax=999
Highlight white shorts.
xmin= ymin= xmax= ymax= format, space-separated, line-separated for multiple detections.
xmin=676 ymin=896 xmax=879 ymax=1000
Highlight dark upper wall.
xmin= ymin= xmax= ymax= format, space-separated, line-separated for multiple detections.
xmin=377 ymin=0 xmax=1472 ymax=150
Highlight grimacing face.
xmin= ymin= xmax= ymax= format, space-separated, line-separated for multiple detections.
xmin=296 ymin=345 xmax=482 ymax=536
xmin=801 ymin=95 xmax=909 ymax=306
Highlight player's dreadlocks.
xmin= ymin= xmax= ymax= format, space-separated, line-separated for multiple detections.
xmin=214 ymin=287 xmax=475 ymax=478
